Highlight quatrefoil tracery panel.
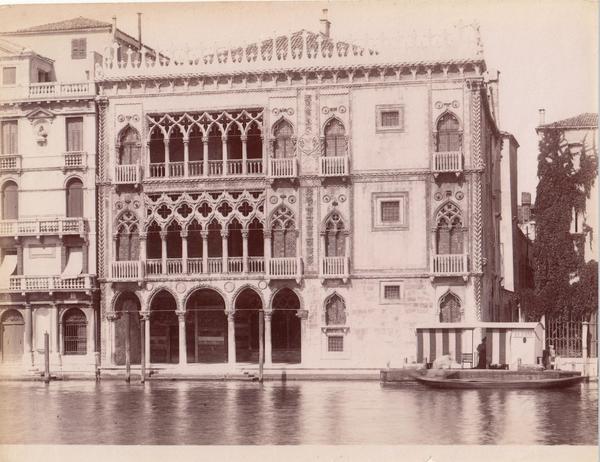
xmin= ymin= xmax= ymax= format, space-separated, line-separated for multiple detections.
xmin=436 ymin=202 xmax=463 ymax=229
xmin=143 ymin=190 xmax=265 ymax=232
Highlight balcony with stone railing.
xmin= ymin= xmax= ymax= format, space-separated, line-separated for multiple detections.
xmin=110 ymin=261 xmax=144 ymax=281
xmin=0 ymin=81 xmax=95 ymax=101
xmin=0 ymin=217 xmax=86 ymax=238
xmin=319 ymin=156 xmax=349 ymax=178
xmin=432 ymin=151 xmax=463 ymax=176
xmin=320 ymin=256 xmax=349 ymax=282
xmin=3 ymin=274 xmax=94 ymax=293
xmin=143 ymin=256 xmax=267 ymax=279
xmin=268 ymin=257 xmax=302 ymax=283
xmin=63 ymin=151 xmax=88 ymax=171
xmin=269 ymin=157 xmax=297 ymax=180
xmin=114 ymin=164 xmax=142 ymax=186
xmin=0 ymin=154 xmax=22 ymax=174
xmin=146 ymin=159 xmax=264 ymax=179
xmin=430 ymin=254 xmax=468 ymax=278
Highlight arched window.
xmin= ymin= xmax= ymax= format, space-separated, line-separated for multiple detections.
xmin=436 ymin=113 xmax=461 ymax=152
xmin=116 ymin=211 xmax=140 ymax=261
xmin=324 ymin=212 xmax=345 ymax=257
xmin=273 ymin=120 xmax=294 ymax=158
xmin=271 ymin=207 xmax=296 ymax=257
xmin=66 ymin=178 xmax=83 ymax=217
xmin=435 ymin=203 xmax=464 ymax=255
xmin=119 ymin=126 xmax=141 ymax=165
xmin=324 ymin=119 xmax=346 ymax=157
xmin=439 ymin=292 xmax=462 ymax=322
xmin=63 ymin=308 xmax=87 ymax=355
xmin=1 ymin=181 xmax=18 ymax=220
xmin=325 ymin=294 xmax=346 ymax=325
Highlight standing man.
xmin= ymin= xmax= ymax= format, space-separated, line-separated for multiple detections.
xmin=476 ymin=337 xmax=487 ymax=369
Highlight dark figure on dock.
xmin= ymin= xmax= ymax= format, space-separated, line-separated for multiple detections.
xmin=476 ymin=337 xmax=487 ymax=369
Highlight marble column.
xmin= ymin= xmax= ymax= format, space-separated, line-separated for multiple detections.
xmin=105 ymin=312 xmax=117 ymax=367
xmin=221 ymin=135 xmax=228 ymax=176
xmin=160 ymin=230 xmax=168 ymax=274
xmin=227 ymin=311 xmax=236 ymax=365
xmin=264 ymin=231 xmax=272 ymax=278
xmin=202 ymin=137 xmax=209 ymax=177
xmin=241 ymin=135 xmax=248 ymax=175
xmin=201 ymin=230 xmax=209 ymax=274
xmin=183 ymin=139 xmax=189 ymax=177
xmin=264 ymin=311 xmax=272 ymax=366
xmin=24 ymin=303 xmax=33 ymax=367
xmin=181 ymin=230 xmax=188 ymax=273
xmin=221 ymin=230 xmax=228 ymax=274
xmin=296 ymin=309 xmax=309 ymax=366
xmin=164 ymin=139 xmax=170 ymax=178
xmin=242 ymin=230 xmax=249 ymax=274
xmin=176 ymin=311 xmax=187 ymax=366
xmin=141 ymin=311 xmax=151 ymax=364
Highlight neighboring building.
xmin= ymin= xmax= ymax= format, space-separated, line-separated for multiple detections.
xmin=94 ymin=12 xmax=511 ymax=371
xmin=517 ymin=191 xmax=536 ymax=241
xmin=0 ymin=17 xmax=151 ymax=371
xmin=536 ymin=111 xmax=598 ymax=264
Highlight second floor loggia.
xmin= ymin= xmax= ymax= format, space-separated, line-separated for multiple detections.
xmin=113 ymin=110 xmax=350 ymax=184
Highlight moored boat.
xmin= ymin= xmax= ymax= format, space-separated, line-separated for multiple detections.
xmin=412 ymin=370 xmax=584 ymax=389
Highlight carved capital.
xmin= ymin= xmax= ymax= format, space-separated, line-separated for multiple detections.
xmin=175 ymin=310 xmax=186 ymax=321
xmin=159 ymin=230 xmax=168 ymax=240
xmin=200 ymin=230 xmax=210 ymax=239
xmin=220 ymin=230 xmax=229 ymax=239
xmin=296 ymin=309 xmax=309 ymax=320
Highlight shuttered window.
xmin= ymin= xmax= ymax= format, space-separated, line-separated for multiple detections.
xmin=66 ymin=117 xmax=83 ymax=152
xmin=66 ymin=178 xmax=83 ymax=217
xmin=1 ymin=121 xmax=18 ymax=155
xmin=71 ymin=38 xmax=87 ymax=59
xmin=2 ymin=182 xmax=18 ymax=220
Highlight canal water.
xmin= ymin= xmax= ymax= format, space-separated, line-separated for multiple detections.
xmin=0 ymin=380 xmax=596 ymax=445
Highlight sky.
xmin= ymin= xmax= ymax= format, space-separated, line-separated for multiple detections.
xmin=0 ymin=0 xmax=597 ymax=201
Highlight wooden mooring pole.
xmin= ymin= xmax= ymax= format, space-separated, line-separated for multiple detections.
xmin=258 ymin=310 xmax=264 ymax=383
xmin=43 ymin=331 xmax=50 ymax=383
xmin=125 ymin=312 xmax=131 ymax=383
xmin=140 ymin=315 xmax=146 ymax=384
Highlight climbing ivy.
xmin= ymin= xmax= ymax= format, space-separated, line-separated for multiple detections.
xmin=527 ymin=129 xmax=598 ymax=321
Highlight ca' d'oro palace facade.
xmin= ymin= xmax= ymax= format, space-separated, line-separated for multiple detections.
xmin=0 ymin=12 xmax=524 ymax=374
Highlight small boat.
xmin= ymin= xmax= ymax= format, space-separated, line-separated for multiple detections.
xmin=413 ymin=370 xmax=584 ymax=389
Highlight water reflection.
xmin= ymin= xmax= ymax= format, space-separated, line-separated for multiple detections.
xmin=0 ymin=380 xmax=596 ymax=445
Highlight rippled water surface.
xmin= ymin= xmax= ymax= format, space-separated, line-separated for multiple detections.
xmin=0 ymin=380 xmax=596 ymax=445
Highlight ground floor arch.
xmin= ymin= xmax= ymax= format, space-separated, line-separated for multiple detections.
xmin=114 ymin=292 xmax=141 ymax=365
xmin=1 ymin=309 xmax=24 ymax=363
xmin=62 ymin=308 xmax=87 ymax=355
xmin=234 ymin=288 xmax=263 ymax=363
xmin=271 ymin=288 xmax=301 ymax=363
xmin=185 ymin=288 xmax=227 ymax=363
xmin=149 ymin=290 xmax=179 ymax=364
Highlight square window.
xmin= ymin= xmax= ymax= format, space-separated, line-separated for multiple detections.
xmin=372 ymin=193 xmax=408 ymax=230
xmin=328 ymin=336 xmax=344 ymax=352
xmin=71 ymin=38 xmax=87 ymax=60
xmin=2 ymin=67 xmax=16 ymax=85
xmin=381 ymin=201 xmax=400 ymax=222
xmin=384 ymin=285 xmax=401 ymax=300
xmin=376 ymin=105 xmax=404 ymax=132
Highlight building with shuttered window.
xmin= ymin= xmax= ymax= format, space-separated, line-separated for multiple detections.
xmin=0 ymin=17 xmax=151 ymax=373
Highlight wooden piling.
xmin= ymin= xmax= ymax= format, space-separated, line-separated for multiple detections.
xmin=43 ymin=332 xmax=50 ymax=383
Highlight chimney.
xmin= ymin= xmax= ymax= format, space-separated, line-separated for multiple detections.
xmin=112 ymin=16 xmax=117 ymax=39
xmin=521 ymin=192 xmax=532 ymax=222
xmin=539 ymin=108 xmax=545 ymax=126
xmin=320 ymin=9 xmax=331 ymax=37
xmin=137 ymin=12 xmax=142 ymax=49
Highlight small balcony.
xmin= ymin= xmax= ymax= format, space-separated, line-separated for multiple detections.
xmin=320 ymin=256 xmax=349 ymax=282
xmin=0 ymin=154 xmax=22 ymax=174
xmin=114 ymin=164 xmax=142 ymax=185
xmin=319 ymin=156 xmax=349 ymax=178
xmin=0 ymin=217 xmax=86 ymax=238
xmin=147 ymin=159 xmax=265 ymax=179
xmin=431 ymin=254 xmax=468 ymax=278
xmin=268 ymin=257 xmax=302 ymax=283
xmin=4 ymin=274 xmax=94 ymax=293
xmin=432 ymin=151 xmax=463 ymax=176
xmin=269 ymin=158 xmax=297 ymax=180
xmin=63 ymin=151 xmax=87 ymax=171
xmin=110 ymin=261 xmax=143 ymax=281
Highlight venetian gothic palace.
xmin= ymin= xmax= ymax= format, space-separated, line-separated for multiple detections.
xmin=0 ymin=12 xmax=523 ymax=374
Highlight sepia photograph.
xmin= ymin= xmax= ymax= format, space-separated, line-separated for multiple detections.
xmin=0 ymin=0 xmax=597 ymax=460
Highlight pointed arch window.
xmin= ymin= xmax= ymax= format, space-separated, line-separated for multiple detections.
xmin=323 ymin=294 xmax=348 ymax=354
xmin=324 ymin=119 xmax=346 ymax=157
xmin=435 ymin=202 xmax=464 ymax=254
xmin=271 ymin=206 xmax=296 ymax=257
xmin=118 ymin=126 xmax=141 ymax=165
xmin=116 ymin=211 xmax=140 ymax=261
xmin=436 ymin=113 xmax=461 ymax=152
xmin=273 ymin=120 xmax=294 ymax=158
xmin=439 ymin=292 xmax=462 ymax=322
xmin=325 ymin=294 xmax=347 ymax=326
xmin=324 ymin=212 xmax=346 ymax=257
